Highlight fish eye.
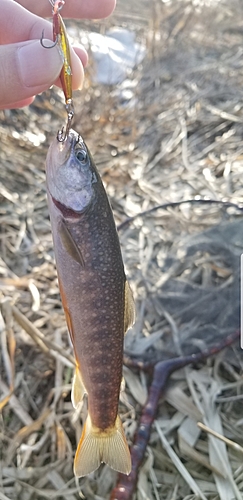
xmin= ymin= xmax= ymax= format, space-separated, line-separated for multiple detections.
xmin=76 ymin=149 xmax=87 ymax=164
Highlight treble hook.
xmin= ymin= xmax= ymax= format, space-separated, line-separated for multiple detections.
xmin=57 ymin=100 xmax=74 ymax=142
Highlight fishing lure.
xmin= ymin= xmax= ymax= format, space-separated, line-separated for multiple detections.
xmin=41 ymin=0 xmax=74 ymax=141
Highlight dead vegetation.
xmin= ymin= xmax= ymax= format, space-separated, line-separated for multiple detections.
xmin=1 ymin=0 xmax=243 ymax=498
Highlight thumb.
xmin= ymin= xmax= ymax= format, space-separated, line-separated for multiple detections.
xmin=0 ymin=39 xmax=63 ymax=109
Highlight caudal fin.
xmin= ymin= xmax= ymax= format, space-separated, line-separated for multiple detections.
xmin=74 ymin=414 xmax=131 ymax=477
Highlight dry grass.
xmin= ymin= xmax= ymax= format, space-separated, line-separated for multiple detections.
xmin=1 ymin=0 xmax=243 ymax=498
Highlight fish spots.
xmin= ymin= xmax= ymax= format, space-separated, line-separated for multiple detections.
xmin=94 ymin=366 xmax=103 ymax=374
xmin=95 ymin=350 xmax=104 ymax=357
xmin=53 ymin=192 xmax=128 ymax=431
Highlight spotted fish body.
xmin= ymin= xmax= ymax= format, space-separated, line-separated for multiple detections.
xmin=46 ymin=130 xmax=134 ymax=477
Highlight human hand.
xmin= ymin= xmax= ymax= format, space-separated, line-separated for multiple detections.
xmin=0 ymin=0 xmax=116 ymax=110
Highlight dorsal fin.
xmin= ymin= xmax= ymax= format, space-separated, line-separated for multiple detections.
xmin=58 ymin=218 xmax=85 ymax=267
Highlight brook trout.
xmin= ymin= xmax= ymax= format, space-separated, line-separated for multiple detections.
xmin=46 ymin=130 xmax=135 ymax=477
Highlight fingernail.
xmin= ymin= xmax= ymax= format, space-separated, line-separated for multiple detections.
xmin=17 ymin=40 xmax=63 ymax=88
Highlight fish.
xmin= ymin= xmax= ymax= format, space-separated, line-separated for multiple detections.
xmin=45 ymin=129 xmax=135 ymax=477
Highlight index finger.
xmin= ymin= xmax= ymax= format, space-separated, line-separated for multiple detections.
xmin=15 ymin=0 xmax=116 ymax=19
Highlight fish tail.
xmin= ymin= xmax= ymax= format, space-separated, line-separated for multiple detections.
xmin=74 ymin=413 xmax=131 ymax=477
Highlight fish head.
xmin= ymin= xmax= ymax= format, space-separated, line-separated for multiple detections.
xmin=46 ymin=129 xmax=95 ymax=212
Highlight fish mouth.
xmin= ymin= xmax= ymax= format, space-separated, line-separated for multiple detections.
xmin=67 ymin=131 xmax=89 ymax=167
xmin=69 ymin=130 xmax=85 ymax=150
xmin=56 ymin=130 xmax=85 ymax=159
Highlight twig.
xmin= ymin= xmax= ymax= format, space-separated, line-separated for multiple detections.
xmin=117 ymin=198 xmax=243 ymax=231
xmin=110 ymin=331 xmax=239 ymax=500
xmin=12 ymin=305 xmax=75 ymax=366
xmin=197 ymin=422 xmax=243 ymax=455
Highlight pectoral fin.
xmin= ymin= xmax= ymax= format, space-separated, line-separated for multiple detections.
xmin=58 ymin=218 xmax=85 ymax=267
xmin=71 ymin=366 xmax=86 ymax=409
xmin=124 ymin=280 xmax=136 ymax=334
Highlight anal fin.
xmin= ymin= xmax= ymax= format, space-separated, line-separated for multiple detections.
xmin=71 ymin=366 xmax=86 ymax=409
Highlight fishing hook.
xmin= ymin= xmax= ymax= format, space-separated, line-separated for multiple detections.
xmin=40 ymin=29 xmax=58 ymax=49
xmin=57 ymin=100 xmax=74 ymax=142
xmin=57 ymin=126 xmax=65 ymax=142
xmin=40 ymin=1 xmax=64 ymax=48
